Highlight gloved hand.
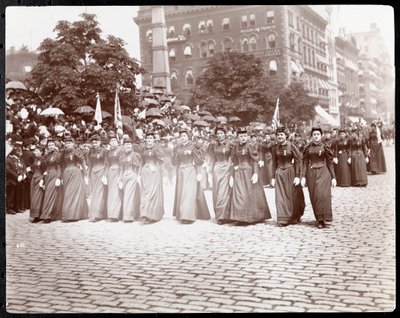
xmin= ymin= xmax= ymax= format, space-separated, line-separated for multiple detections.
xmin=234 ymin=166 xmax=239 ymax=171
xmin=301 ymin=177 xmax=306 ymax=187
xmin=229 ymin=176 xmax=234 ymax=188
xmin=365 ymin=157 xmax=369 ymax=163
xmin=293 ymin=177 xmax=300 ymax=186
xmin=84 ymin=176 xmax=89 ymax=185
xmin=101 ymin=176 xmax=108 ymax=185
xmin=55 ymin=178 xmax=61 ymax=187
xmin=39 ymin=179 xmax=45 ymax=189
xmin=258 ymin=160 xmax=264 ymax=168
xmin=331 ymin=178 xmax=337 ymax=188
xmin=271 ymin=178 xmax=276 ymax=188
xmin=17 ymin=175 xmax=23 ymax=182
xmin=333 ymin=158 xmax=338 ymax=164
xmin=251 ymin=173 xmax=258 ymax=184
xmin=347 ymin=158 xmax=352 ymax=164
xmin=118 ymin=181 xmax=123 ymax=190
xmin=137 ymin=175 xmax=141 ymax=185
xmin=196 ymin=173 xmax=202 ymax=182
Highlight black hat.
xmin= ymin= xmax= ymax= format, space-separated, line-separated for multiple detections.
xmin=64 ymin=136 xmax=74 ymax=143
xmin=339 ymin=128 xmax=346 ymax=133
xmin=237 ymin=127 xmax=248 ymax=134
xmin=351 ymin=128 xmax=359 ymax=133
xmin=108 ymin=131 xmax=118 ymax=141
xmin=179 ymin=128 xmax=189 ymax=135
xmin=23 ymin=137 xmax=37 ymax=147
xmin=145 ymin=131 xmax=155 ymax=137
xmin=275 ymin=126 xmax=287 ymax=134
xmin=123 ymin=136 xmax=133 ymax=144
xmin=90 ymin=134 xmax=101 ymax=142
xmin=294 ymin=131 xmax=302 ymax=137
xmin=311 ymin=127 xmax=323 ymax=134
xmin=215 ymin=126 xmax=226 ymax=134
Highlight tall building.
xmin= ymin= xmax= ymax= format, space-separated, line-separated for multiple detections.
xmin=134 ymin=4 xmax=337 ymax=120
xmin=6 ymin=46 xmax=38 ymax=82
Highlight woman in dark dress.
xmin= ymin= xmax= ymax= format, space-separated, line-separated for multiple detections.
xmin=29 ymin=145 xmax=45 ymax=223
xmin=367 ymin=123 xmax=386 ymax=174
xmin=139 ymin=132 xmax=165 ymax=224
xmin=260 ymin=133 xmax=274 ymax=187
xmin=40 ymin=138 xmax=62 ymax=223
xmin=106 ymin=132 xmax=122 ymax=221
xmin=333 ymin=129 xmax=352 ymax=187
xmin=60 ymin=136 xmax=88 ymax=221
xmin=349 ymin=129 xmax=369 ymax=187
xmin=119 ymin=137 xmax=141 ymax=222
xmin=271 ymin=127 xmax=305 ymax=227
xmin=301 ymin=127 xmax=336 ymax=229
xmin=87 ymin=134 xmax=108 ymax=222
xmin=172 ymin=129 xmax=210 ymax=224
xmin=208 ymin=126 xmax=233 ymax=224
xmin=230 ymin=128 xmax=271 ymax=225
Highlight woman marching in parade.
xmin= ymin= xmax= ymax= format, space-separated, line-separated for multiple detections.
xmin=333 ymin=129 xmax=352 ymax=187
xmin=29 ymin=145 xmax=46 ymax=223
xmin=208 ymin=126 xmax=234 ymax=224
xmin=301 ymin=127 xmax=336 ymax=229
xmin=119 ymin=137 xmax=141 ymax=222
xmin=367 ymin=123 xmax=387 ymax=174
xmin=139 ymin=132 xmax=165 ymax=224
xmin=260 ymin=132 xmax=274 ymax=187
xmin=87 ymin=134 xmax=108 ymax=222
xmin=271 ymin=127 xmax=305 ymax=227
xmin=349 ymin=129 xmax=369 ymax=187
xmin=40 ymin=138 xmax=63 ymax=223
xmin=106 ymin=132 xmax=123 ymax=222
xmin=230 ymin=128 xmax=271 ymax=225
xmin=60 ymin=136 xmax=88 ymax=222
xmin=172 ymin=129 xmax=210 ymax=224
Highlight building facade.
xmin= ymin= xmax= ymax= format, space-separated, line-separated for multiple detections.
xmin=134 ymin=5 xmax=337 ymax=116
xmin=6 ymin=47 xmax=38 ymax=82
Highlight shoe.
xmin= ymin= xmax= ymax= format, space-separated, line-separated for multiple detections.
xmin=317 ymin=221 xmax=325 ymax=229
xmin=217 ymin=220 xmax=224 ymax=225
xmin=89 ymin=218 xmax=101 ymax=223
xmin=7 ymin=210 xmax=16 ymax=215
xmin=108 ymin=218 xmax=119 ymax=223
xmin=278 ymin=223 xmax=289 ymax=227
xmin=29 ymin=218 xmax=41 ymax=223
xmin=41 ymin=219 xmax=52 ymax=224
xmin=123 ymin=220 xmax=134 ymax=223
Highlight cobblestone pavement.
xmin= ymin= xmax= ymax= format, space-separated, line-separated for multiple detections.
xmin=5 ymin=146 xmax=395 ymax=313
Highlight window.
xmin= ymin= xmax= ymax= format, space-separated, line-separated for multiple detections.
xmin=268 ymin=33 xmax=276 ymax=48
xmin=266 ymin=10 xmax=274 ymax=24
xmin=169 ymin=48 xmax=176 ymax=61
xmin=289 ymin=32 xmax=295 ymax=50
xmin=311 ymin=30 xmax=314 ymax=43
xmin=146 ymin=30 xmax=152 ymax=43
xmin=306 ymin=26 xmax=309 ymax=40
xmin=269 ymin=59 xmax=278 ymax=76
xmin=168 ymin=26 xmax=175 ymax=37
xmin=250 ymin=36 xmax=257 ymax=51
xmin=298 ymin=38 xmax=302 ymax=53
xmin=308 ymin=48 xmax=311 ymax=65
xmin=183 ymin=45 xmax=192 ymax=59
xmin=222 ymin=17 xmax=230 ymax=30
xmin=200 ymin=41 xmax=207 ymax=58
xmin=296 ymin=16 xmax=300 ymax=30
xmin=241 ymin=15 xmax=247 ymax=28
xmin=183 ymin=23 xmax=191 ymax=35
xmin=302 ymin=24 xmax=305 ymax=37
xmin=224 ymin=37 xmax=233 ymax=51
xmin=171 ymin=71 xmax=178 ymax=90
xmin=207 ymin=19 xmax=214 ymax=32
xmin=242 ymin=38 xmax=249 ymax=52
xmin=249 ymin=14 xmax=256 ymax=26
xmin=198 ymin=21 xmax=206 ymax=34
xmin=185 ymin=69 xmax=194 ymax=85
xmin=312 ymin=50 xmax=315 ymax=66
xmin=208 ymin=41 xmax=215 ymax=56
xmin=304 ymin=45 xmax=307 ymax=64
xmin=288 ymin=11 xmax=293 ymax=27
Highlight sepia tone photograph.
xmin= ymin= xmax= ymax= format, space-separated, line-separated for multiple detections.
xmin=3 ymin=3 xmax=395 ymax=314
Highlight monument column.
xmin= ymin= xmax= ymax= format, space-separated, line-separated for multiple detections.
xmin=151 ymin=6 xmax=171 ymax=93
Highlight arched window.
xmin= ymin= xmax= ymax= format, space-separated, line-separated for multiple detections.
xmin=184 ymin=45 xmax=192 ymax=59
xmin=241 ymin=15 xmax=247 ymax=28
xmin=268 ymin=33 xmax=276 ymax=48
xmin=169 ymin=48 xmax=176 ymax=61
xmin=198 ymin=21 xmax=206 ymax=34
xmin=266 ymin=10 xmax=274 ymax=24
xmin=250 ymin=36 xmax=257 ymax=51
xmin=183 ymin=23 xmax=191 ymax=35
xmin=224 ymin=37 xmax=233 ymax=51
xmin=186 ymin=69 xmax=194 ymax=85
xmin=242 ymin=38 xmax=249 ymax=52
xmin=249 ymin=14 xmax=256 ymax=26
xmin=146 ymin=30 xmax=152 ymax=43
xmin=207 ymin=19 xmax=214 ymax=32
xmin=269 ymin=59 xmax=278 ymax=76
xmin=208 ymin=41 xmax=215 ymax=56
xmin=171 ymin=71 xmax=178 ymax=90
xmin=222 ymin=17 xmax=230 ymax=30
xmin=168 ymin=26 xmax=175 ymax=37
xmin=200 ymin=41 xmax=207 ymax=58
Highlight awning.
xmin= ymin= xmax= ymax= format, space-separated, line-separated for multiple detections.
xmin=318 ymin=79 xmax=329 ymax=90
xmin=183 ymin=45 xmax=192 ymax=56
xmin=269 ymin=60 xmax=277 ymax=71
xmin=291 ymin=60 xmax=299 ymax=73
xmin=314 ymin=105 xmax=340 ymax=126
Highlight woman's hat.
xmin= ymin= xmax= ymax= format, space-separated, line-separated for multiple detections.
xmin=90 ymin=134 xmax=101 ymax=142
xmin=215 ymin=126 xmax=226 ymax=134
xmin=123 ymin=136 xmax=133 ymax=144
xmin=237 ymin=127 xmax=248 ymax=134
xmin=311 ymin=126 xmax=323 ymax=134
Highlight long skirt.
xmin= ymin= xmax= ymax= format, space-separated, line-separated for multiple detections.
xmin=335 ymin=152 xmax=352 ymax=187
xmin=369 ymin=143 xmax=387 ymax=174
xmin=262 ymin=155 xmax=273 ymax=186
xmin=173 ymin=165 xmax=210 ymax=222
xmin=30 ymin=171 xmax=44 ymax=218
xmin=121 ymin=169 xmax=140 ymax=221
xmin=40 ymin=168 xmax=62 ymax=220
xmin=61 ymin=166 xmax=88 ymax=220
xmin=140 ymin=164 xmax=164 ymax=222
xmin=306 ymin=166 xmax=333 ymax=222
xmin=212 ymin=161 xmax=232 ymax=221
xmin=351 ymin=151 xmax=368 ymax=186
xmin=88 ymin=166 xmax=107 ymax=219
xmin=107 ymin=166 xmax=122 ymax=219
xmin=230 ymin=164 xmax=271 ymax=223
xmin=275 ymin=166 xmax=305 ymax=225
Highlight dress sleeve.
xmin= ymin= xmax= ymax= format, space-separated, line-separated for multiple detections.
xmin=248 ymin=143 xmax=259 ymax=174
xmin=271 ymin=145 xmax=277 ymax=179
xmin=324 ymin=143 xmax=336 ymax=179
xmin=301 ymin=144 xmax=310 ymax=178
xmin=291 ymin=143 xmax=301 ymax=178
xmin=231 ymin=145 xmax=238 ymax=167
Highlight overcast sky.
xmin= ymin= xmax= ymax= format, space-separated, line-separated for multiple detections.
xmin=5 ymin=5 xmax=395 ymax=64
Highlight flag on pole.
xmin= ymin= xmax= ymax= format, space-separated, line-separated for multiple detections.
xmin=94 ymin=92 xmax=102 ymax=125
xmin=114 ymin=90 xmax=124 ymax=141
xmin=271 ymin=97 xmax=280 ymax=131
xmin=138 ymin=109 xmax=146 ymax=119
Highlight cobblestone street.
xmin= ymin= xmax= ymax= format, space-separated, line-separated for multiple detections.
xmin=5 ymin=146 xmax=395 ymax=313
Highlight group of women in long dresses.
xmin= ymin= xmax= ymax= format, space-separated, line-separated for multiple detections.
xmin=28 ymin=124 xmax=385 ymax=229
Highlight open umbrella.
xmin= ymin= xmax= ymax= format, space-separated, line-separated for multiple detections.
xmin=186 ymin=114 xmax=201 ymax=121
xmin=181 ymin=105 xmax=191 ymax=111
xmin=203 ymin=115 xmax=216 ymax=122
xmin=146 ymin=108 xmax=162 ymax=118
xmin=74 ymin=105 xmax=95 ymax=114
xmin=150 ymin=88 xmax=163 ymax=95
xmin=172 ymin=104 xmax=184 ymax=112
xmin=6 ymin=81 xmax=27 ymax=90
xmin=216 ymin=116 xmax=228 ymax=123
xmin=152 ymin=119 xmax=166 ymax=126
xmin=101 ymin=111 xmax=112 ymax=118
xmin=144 ymin=98 xmax=160 ymax=105
xmin=193 ymin=120 xmax=209 ymax=127
xmin=163 ymin=118 xmax=173 ymax=125
xmin=40 ymin=107 xmax=64 ymax=116
xmin=140 ymin=85 xmax=151 ymax=92
xmin=198 ymin=110 xmax=212 ymax=116
xmin=229 ymin=116 xmax=241 ymax=123
xmin=121 ymin=115 xmax=133 ymax=125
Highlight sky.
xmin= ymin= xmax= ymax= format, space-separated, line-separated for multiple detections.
xmin=5 ymin=5 xmax=395 ymax=64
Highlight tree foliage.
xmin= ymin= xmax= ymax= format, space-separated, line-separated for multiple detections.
xmin=28 ymin=13 xmax=143 ymax=114
xmin=191 ymin=51 xmax=316 ymax=125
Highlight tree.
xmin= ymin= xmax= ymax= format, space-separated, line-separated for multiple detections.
xmin=191 ymin=51 xmax=281 ymax=124
xmin=28 ymin=13 xmax=144 ymax=114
